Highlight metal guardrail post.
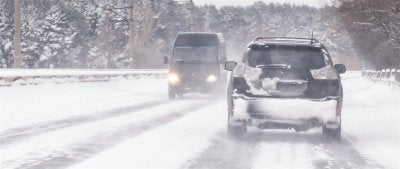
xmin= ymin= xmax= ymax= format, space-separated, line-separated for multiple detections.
xmin=362 ymin=68 xmax=400 ymax=86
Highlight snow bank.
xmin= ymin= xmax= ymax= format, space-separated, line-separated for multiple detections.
xmin=342 ymin=72 xmax=400 ymax=169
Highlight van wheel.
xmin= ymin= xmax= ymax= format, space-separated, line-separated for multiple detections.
xmin=322 ymin=125 xmax=341 ymax=141
xmin=176 ymin=92 xmax=183 ymax=98
xmin=168 ymin=90 xmax=176 ymax=99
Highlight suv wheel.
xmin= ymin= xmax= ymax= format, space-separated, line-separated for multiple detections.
xmin=227 ymin=114 xmax=247 ymax=138
xmin=322 ymin=125 xmax=341 ymax=141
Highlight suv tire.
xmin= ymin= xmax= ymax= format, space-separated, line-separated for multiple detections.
xmin=227 ymin=114 xmax=247 ymax=138
xmin=322 ymin=125 xmax=341 ymax=141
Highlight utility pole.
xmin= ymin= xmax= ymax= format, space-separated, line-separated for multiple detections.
xmin=204 ymin=7 xmax=210 ymax=32
xmin=174 ymin=0 xmax=195 ymax=32
xmin=128 ymin=0 xmax=135 ymax=68
xmin=13 ymin=0 xmax=22 ymax=68
xmin=189 ymin=0 xmax=194 ymax=32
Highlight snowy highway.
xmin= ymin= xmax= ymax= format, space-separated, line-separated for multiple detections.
xmin=0 ymin=72 xmax=399 ymax=169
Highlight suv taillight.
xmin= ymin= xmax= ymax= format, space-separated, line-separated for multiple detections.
xmin=310 ymin=65 xmax=339 ymax=80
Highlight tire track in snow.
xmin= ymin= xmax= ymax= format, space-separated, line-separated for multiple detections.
xmin=0 ymin=99 xmax=170 ymax=147
xmin=249 ymin=131 xmax=325 ymax=169
xmin=185 ymin=130 xmax=263 ymax=169
xmin=1 ymin=100 xmax=213 ymax=169
xmin=187 ymin=130 xmax=324 ymax=169
xmin=186 ymin=129 xmax=384 ymax=169
xmin=312 ymin=132 xmax=385 ymax=169
xmin=69 ymin=100 xmax=226 ymax=169
xmin=250 ymin=131 xmax=384 ymax=169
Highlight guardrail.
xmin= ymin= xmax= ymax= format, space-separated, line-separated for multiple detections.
xmin=362 ymin=68 xmax=400 ymax=86
xmin=0 ymin=69 xmax=168 ymax=86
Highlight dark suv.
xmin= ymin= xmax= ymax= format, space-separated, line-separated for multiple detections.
xmin=225 ymin=37 xmax=346 ymax=140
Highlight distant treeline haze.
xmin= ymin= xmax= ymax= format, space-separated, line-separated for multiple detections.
xmin=1 ymin=0 xmax=396 ymax=69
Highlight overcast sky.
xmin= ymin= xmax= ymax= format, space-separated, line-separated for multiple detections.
xmin=194 ymin=0 xmax=331 ymax=8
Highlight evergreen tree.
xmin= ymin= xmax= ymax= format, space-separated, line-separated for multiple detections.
xmin=0 ymin=0 xmax=14 ymax=68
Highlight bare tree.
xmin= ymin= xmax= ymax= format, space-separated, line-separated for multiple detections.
xmin=336 ymin=0 xmax=400 ymax=68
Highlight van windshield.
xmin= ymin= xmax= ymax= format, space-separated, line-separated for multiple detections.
xmin=173 ymin=46 xmax=218 ymax=62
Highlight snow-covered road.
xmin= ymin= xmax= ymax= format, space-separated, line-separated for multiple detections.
xmin=0 ymin=72 xmax=399 ymax=169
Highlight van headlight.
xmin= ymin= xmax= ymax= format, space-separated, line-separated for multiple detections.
xmin=168 ymin=73 xmax=180 ymax=84
xmin=206 ymin=74 xmax=217 ymax=82
xmin=310 ymin=65 xmax=339 ymax=80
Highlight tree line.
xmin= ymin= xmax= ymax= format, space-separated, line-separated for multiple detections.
xmin=335 ymin=0 xmax=400 ymax=69
xmin=1 ymin=0 xmax=362 ymax=69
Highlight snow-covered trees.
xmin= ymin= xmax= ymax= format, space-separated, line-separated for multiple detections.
xmin=336 ymin=0 xmax=400 ymax=69
xmin=199 ymin=3 xmax=352 ymax=61
xmin=0 ymin=0 xmax=14 ymax=68
xmin=86 ymin=0 xmax=130 ymax=68
xmin=22 ymin=1 xmax=77 ymax=68
xmin=1 ymin=0 xmax=355 ymax=69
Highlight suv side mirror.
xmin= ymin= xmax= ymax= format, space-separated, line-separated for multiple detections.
xmin=225 ymin=61 xmax=237 ymax=71
xmin=163 ymin=56 xmax=169 ymax=64
xmin=335 ymin=64 xmax=346 ymax=74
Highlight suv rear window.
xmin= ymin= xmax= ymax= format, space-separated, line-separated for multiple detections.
xmin=245 ymin=46 xmax=327 ymax=69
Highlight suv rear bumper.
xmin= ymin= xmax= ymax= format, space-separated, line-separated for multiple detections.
xmin=230 ymin=94 xmax=341 ymax=130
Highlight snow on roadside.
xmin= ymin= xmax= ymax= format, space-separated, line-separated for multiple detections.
xmin=69 ymin=101 xmax=226 ymax=169
xmin=0 ymin=77 xmax=167 ymax=132
xmin=342 ymin=72 xmax=400 ymax=169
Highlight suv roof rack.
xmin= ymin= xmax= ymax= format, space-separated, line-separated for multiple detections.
xmin=254 ymin=37 xmax=319 ymax=46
